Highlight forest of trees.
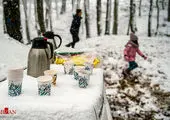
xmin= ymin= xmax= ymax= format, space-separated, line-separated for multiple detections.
xmin=1 ymin=0 xmax=170 ymax=44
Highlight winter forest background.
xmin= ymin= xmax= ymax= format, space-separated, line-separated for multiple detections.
xmin=1 ymin=0 xmax=170 ymax=119
xmin=1 ymin=0 xmax=170 ymax=44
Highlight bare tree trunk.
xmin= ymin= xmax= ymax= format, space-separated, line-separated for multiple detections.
xmin=105 ymin=0 xmax=111 ymax=35
xmin=77 ymin=0 xmax=81 ymax=9
xmin=45 ymin=0 xmax=53 ymax=31
xmin=34 ymin=0 xmax=40 ymax=36
xmin=162 ymin=0 xmax=165 ymax=10
xmin=84 ymin=0 xmax=90 ymax=38
xmin=127 ymin=22 xmax=130 ymax=35
xmin=60 ymin=0 xmax=66 ymax=14
xmin=2 ymin=2 xmax=7 ymax=33
xmin=45 ymin=2 xmax=49 ymax=29
xmin=49 ymin=2 xmax=53 ymax=31
xmin=127 ymin=0 xmax=137 ymax=35
xmin=28 ymin=0 xmax=32 ymax=17
xmin=55 ymin=0 xmax=59 ymax=19
xmin=3 ymin=0 xmax=23 ymax=42
xmin=22 ymin=0 xmax=31 ymax=44
xmin=148 ymin=0 xmax=153 ymax=37
xmin=37 ymin=0 xmax=46 ymax=33
xmin=133 ymin=0 xmax=137 ymax=32
xmin=156 ymin=0 xmax=160 ymax=35
xmin=113 ymin=0 xmax=118 ymax=34
xmin=139 ymin=0 xmax=142 ymax=17
xmin=168 ymin=0 xmax=170 ymax=22
xmin=97 ymin=0 xmax=102 ymax=36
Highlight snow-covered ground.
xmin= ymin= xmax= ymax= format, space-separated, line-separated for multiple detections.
xmin=0 ymin=0 xmax=170 ymax=119
xmin=77 ymin=35 xmax=170 ymax=119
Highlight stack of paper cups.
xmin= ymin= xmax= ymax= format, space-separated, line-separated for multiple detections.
xmin=8 ymin=67 xmax=24 ymax=96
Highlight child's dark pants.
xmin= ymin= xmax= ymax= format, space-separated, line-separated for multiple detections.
xmin=128 ymin=61 xmax=138 ymax=71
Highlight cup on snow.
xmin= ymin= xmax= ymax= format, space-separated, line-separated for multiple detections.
xmin=37 ymin=76 xmax=52 ymax=96
xmin=78 ymin=71 xmax=90 ymax=88
xmin=64 ymin=61 xmax=74 ymax=75
xmin=8 ymin=67 xmax=24 ymax=97
xmin=44 ymin=69 xmax=57 ymax=86
xmin=73 ymin=66 xmax=84 ymax=80
xmin=84 ymin=62 xmax=93 ymax=75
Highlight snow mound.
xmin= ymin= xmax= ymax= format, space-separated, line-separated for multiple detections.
xmin=0 ymin=35 xmax=29 ymax=81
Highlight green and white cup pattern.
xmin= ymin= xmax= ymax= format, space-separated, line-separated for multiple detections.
xmin=84 ymin=62 xmax=93 ymax=75
xmin=8 ymin=81 xmax=22 ymax=96
xmin=38 ymin=82 xmax=51 ymax=96
xmin=78 ymin=72 xmax=90 ymax=88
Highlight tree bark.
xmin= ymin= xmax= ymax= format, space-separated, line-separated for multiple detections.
xmin=113 ymin=0 xmax=118 ymax=34
xmin=2 ymin=2 xmax=7 ymax=33
xmin=97 ymin=0 xmax=102 ymax=36
xmin=45 ymin=0 xmax=53 ymax=31
xmin=3 ymin=0 xmax=23 ymax=42
xmin=127 ymin=0 xmax=137 ymax=35
xmin=133 ymin=0 xmax=137 ymax=32
xmin=22 ymin=0 xmax=31 ymax=44
xmin=156 ymin=0 xmax=160 ymax=35
xmin=105 ymin=0 xmax=111 ymax=35
xmin=162 ymin=0 xmax=165 ymax=10
xmin=34 ymin=0 xmax=40 ymax=36
xmin=139 ymin=0 xmax=142 ymax=17
xmin=148 ymin=0 xmax=153 ymax=37
xmin=84 ymin=0 xmax=90 ymax=38
xmin=37 ymin=0 xmax=46 ymax=33
xmin=60 ymin=0 xmax=66 ymax=14
xmin=168 ymin=0 xmax=170 ymax=21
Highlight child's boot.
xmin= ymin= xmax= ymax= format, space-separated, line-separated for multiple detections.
xmin=122 ymin=69 xmax=130 ymax=79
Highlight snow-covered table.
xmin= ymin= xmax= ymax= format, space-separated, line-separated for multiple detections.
xmin=0 ymin=65 xmax=112 ymax=120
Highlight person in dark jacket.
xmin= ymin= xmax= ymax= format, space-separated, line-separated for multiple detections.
xmin=66 ymin=9 xmax=82 ymax=48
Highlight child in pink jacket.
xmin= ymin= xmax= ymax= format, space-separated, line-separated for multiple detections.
xmin=123 ymin=33 xmax=147 ymax=78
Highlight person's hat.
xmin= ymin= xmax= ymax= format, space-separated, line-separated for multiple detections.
xmin=130 ymin=33 xmax=138 ymax=41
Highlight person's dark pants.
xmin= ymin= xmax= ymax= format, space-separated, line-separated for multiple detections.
xmin=123 ymin=61 xmax=138 ymax=78
xmin=128 ymin=61 xmax=138 ymax=71
xmin=66 ymin=33 xmax=79 ymax=48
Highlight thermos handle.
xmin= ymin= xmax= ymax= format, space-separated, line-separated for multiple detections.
xmin=54 ymin=34 xmax=62 ymax=49
xmin=46 ymin=41 xmax=53 ymax=59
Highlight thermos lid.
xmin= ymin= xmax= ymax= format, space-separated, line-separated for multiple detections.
xmin=31 ymin=37 xmax=48 ymax=49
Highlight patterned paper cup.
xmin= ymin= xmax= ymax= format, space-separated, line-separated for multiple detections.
xmin=64 ymin=61 xmax=74 ymax=75
xmin=78 ymin=72 xmax=90 ymax=88
xmin=44 ymin=70 xmax=57 ymax=86
xmin=73 ymin=66 xmax=84 ymax=80
xmin=37 ymin=76 xmax=52 ymax=96
xmin=8 ymin=67 xmax=24 ymax=97
xmin=84 ymin=62 xmax=93 ymax=75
